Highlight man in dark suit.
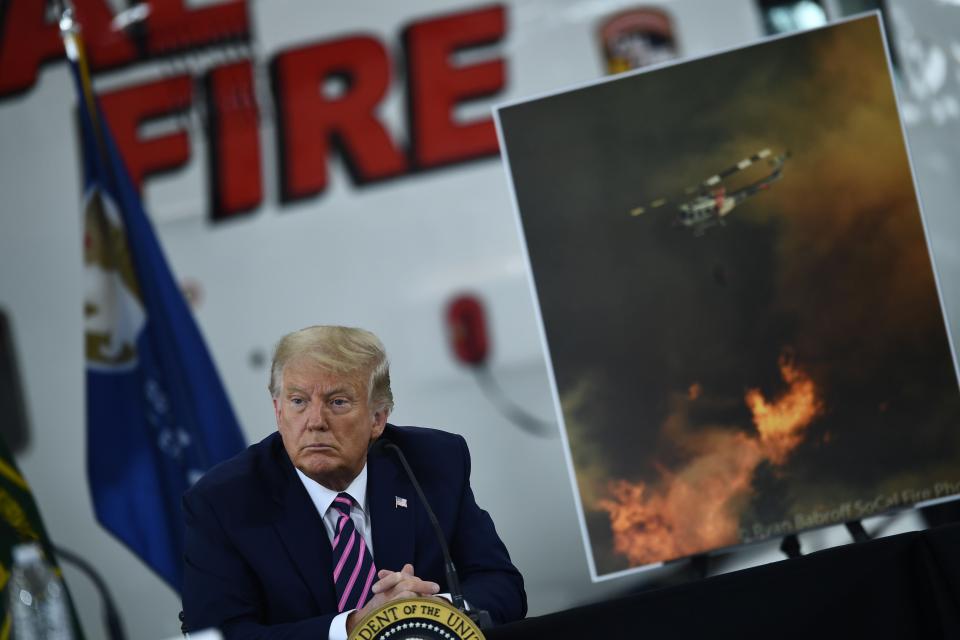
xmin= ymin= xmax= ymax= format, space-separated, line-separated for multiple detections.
xmin=182 ymin=326 xmax=526 ymax=638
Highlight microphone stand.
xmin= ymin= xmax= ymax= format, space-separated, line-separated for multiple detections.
xmin=379 ymin=440 xmax=493 ymax=629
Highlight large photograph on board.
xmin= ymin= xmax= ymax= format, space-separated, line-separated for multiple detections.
xmin=496 ymin=14 xmax=960 ymax=579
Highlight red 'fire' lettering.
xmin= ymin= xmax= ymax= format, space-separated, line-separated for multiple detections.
xmin=404 ymin=5 xmax=506 ymax=168
xmin=0 ymin=0 xmax=136 ymax=96
xmin=0 ymin=0 xmax=62 ymax=96
xmin=0 ymin=0 xmax=248 ymax=99
xmin=0 ymin=2 xmax=509 ymax=219
xmin=145 ymin=0 xmax=249 ymax=55
xmin=273 ymin=35 xmax=407 ymax=201
xmin=99 ymin=75 xmax=193 ymax=191
xmin=207 ymin=60 xmax=262 ymax=219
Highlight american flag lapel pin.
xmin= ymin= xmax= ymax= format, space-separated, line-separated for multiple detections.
xmin=395 ymin=496 xmax=408 ymax=509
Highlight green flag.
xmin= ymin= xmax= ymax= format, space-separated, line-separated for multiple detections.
xmin=0 ymin=434 xmax=85 ymax=639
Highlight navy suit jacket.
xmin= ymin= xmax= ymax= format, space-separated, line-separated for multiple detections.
xmin=182 ymin=424 xmax=526 ymax=638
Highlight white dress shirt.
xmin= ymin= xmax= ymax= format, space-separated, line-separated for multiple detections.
xmin=295 ymin=465 xmax=372 ymax=640
xmin=294 ymin=464 xmax=456 ymax=639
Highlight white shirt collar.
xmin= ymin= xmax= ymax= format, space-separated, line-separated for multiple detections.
xmin=295 ymin=464 xmax=369 ymax=516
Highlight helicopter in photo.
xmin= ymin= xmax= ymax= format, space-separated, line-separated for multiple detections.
xmin=630 ymin=148 xmax=790 ymax=236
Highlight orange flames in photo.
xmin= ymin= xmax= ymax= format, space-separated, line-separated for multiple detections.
xmin=597 ymin=356 xmax=823 ymax=566
xmin=746 ymin=358 xmax=823 ymax=465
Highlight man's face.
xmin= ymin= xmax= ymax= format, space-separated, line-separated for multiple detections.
xmin=273 ymin=357 xmax=386 ymax=491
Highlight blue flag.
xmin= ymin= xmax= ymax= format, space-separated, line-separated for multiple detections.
xmin=68 ymin=46 xmax=246 ymax=591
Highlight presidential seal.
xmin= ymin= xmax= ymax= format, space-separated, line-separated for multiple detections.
xmin=347 ymin=597 xmax=484 ymax=640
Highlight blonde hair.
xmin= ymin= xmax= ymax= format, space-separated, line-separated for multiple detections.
xmin=269 ymin=325 xmax=394 ymax=415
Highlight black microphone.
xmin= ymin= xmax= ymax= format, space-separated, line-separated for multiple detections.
xmin=374 ymin=437 xmax=492 ymax=629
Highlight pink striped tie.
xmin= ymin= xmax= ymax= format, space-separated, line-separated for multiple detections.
xmin=330 ymin=493 xmax=377 ymax=612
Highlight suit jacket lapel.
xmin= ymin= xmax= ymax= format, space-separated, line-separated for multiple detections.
xmin=368 ymin=441 xmax=416 ymax=574
xmin=267 ymin=438 xmax=336 ymax=612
